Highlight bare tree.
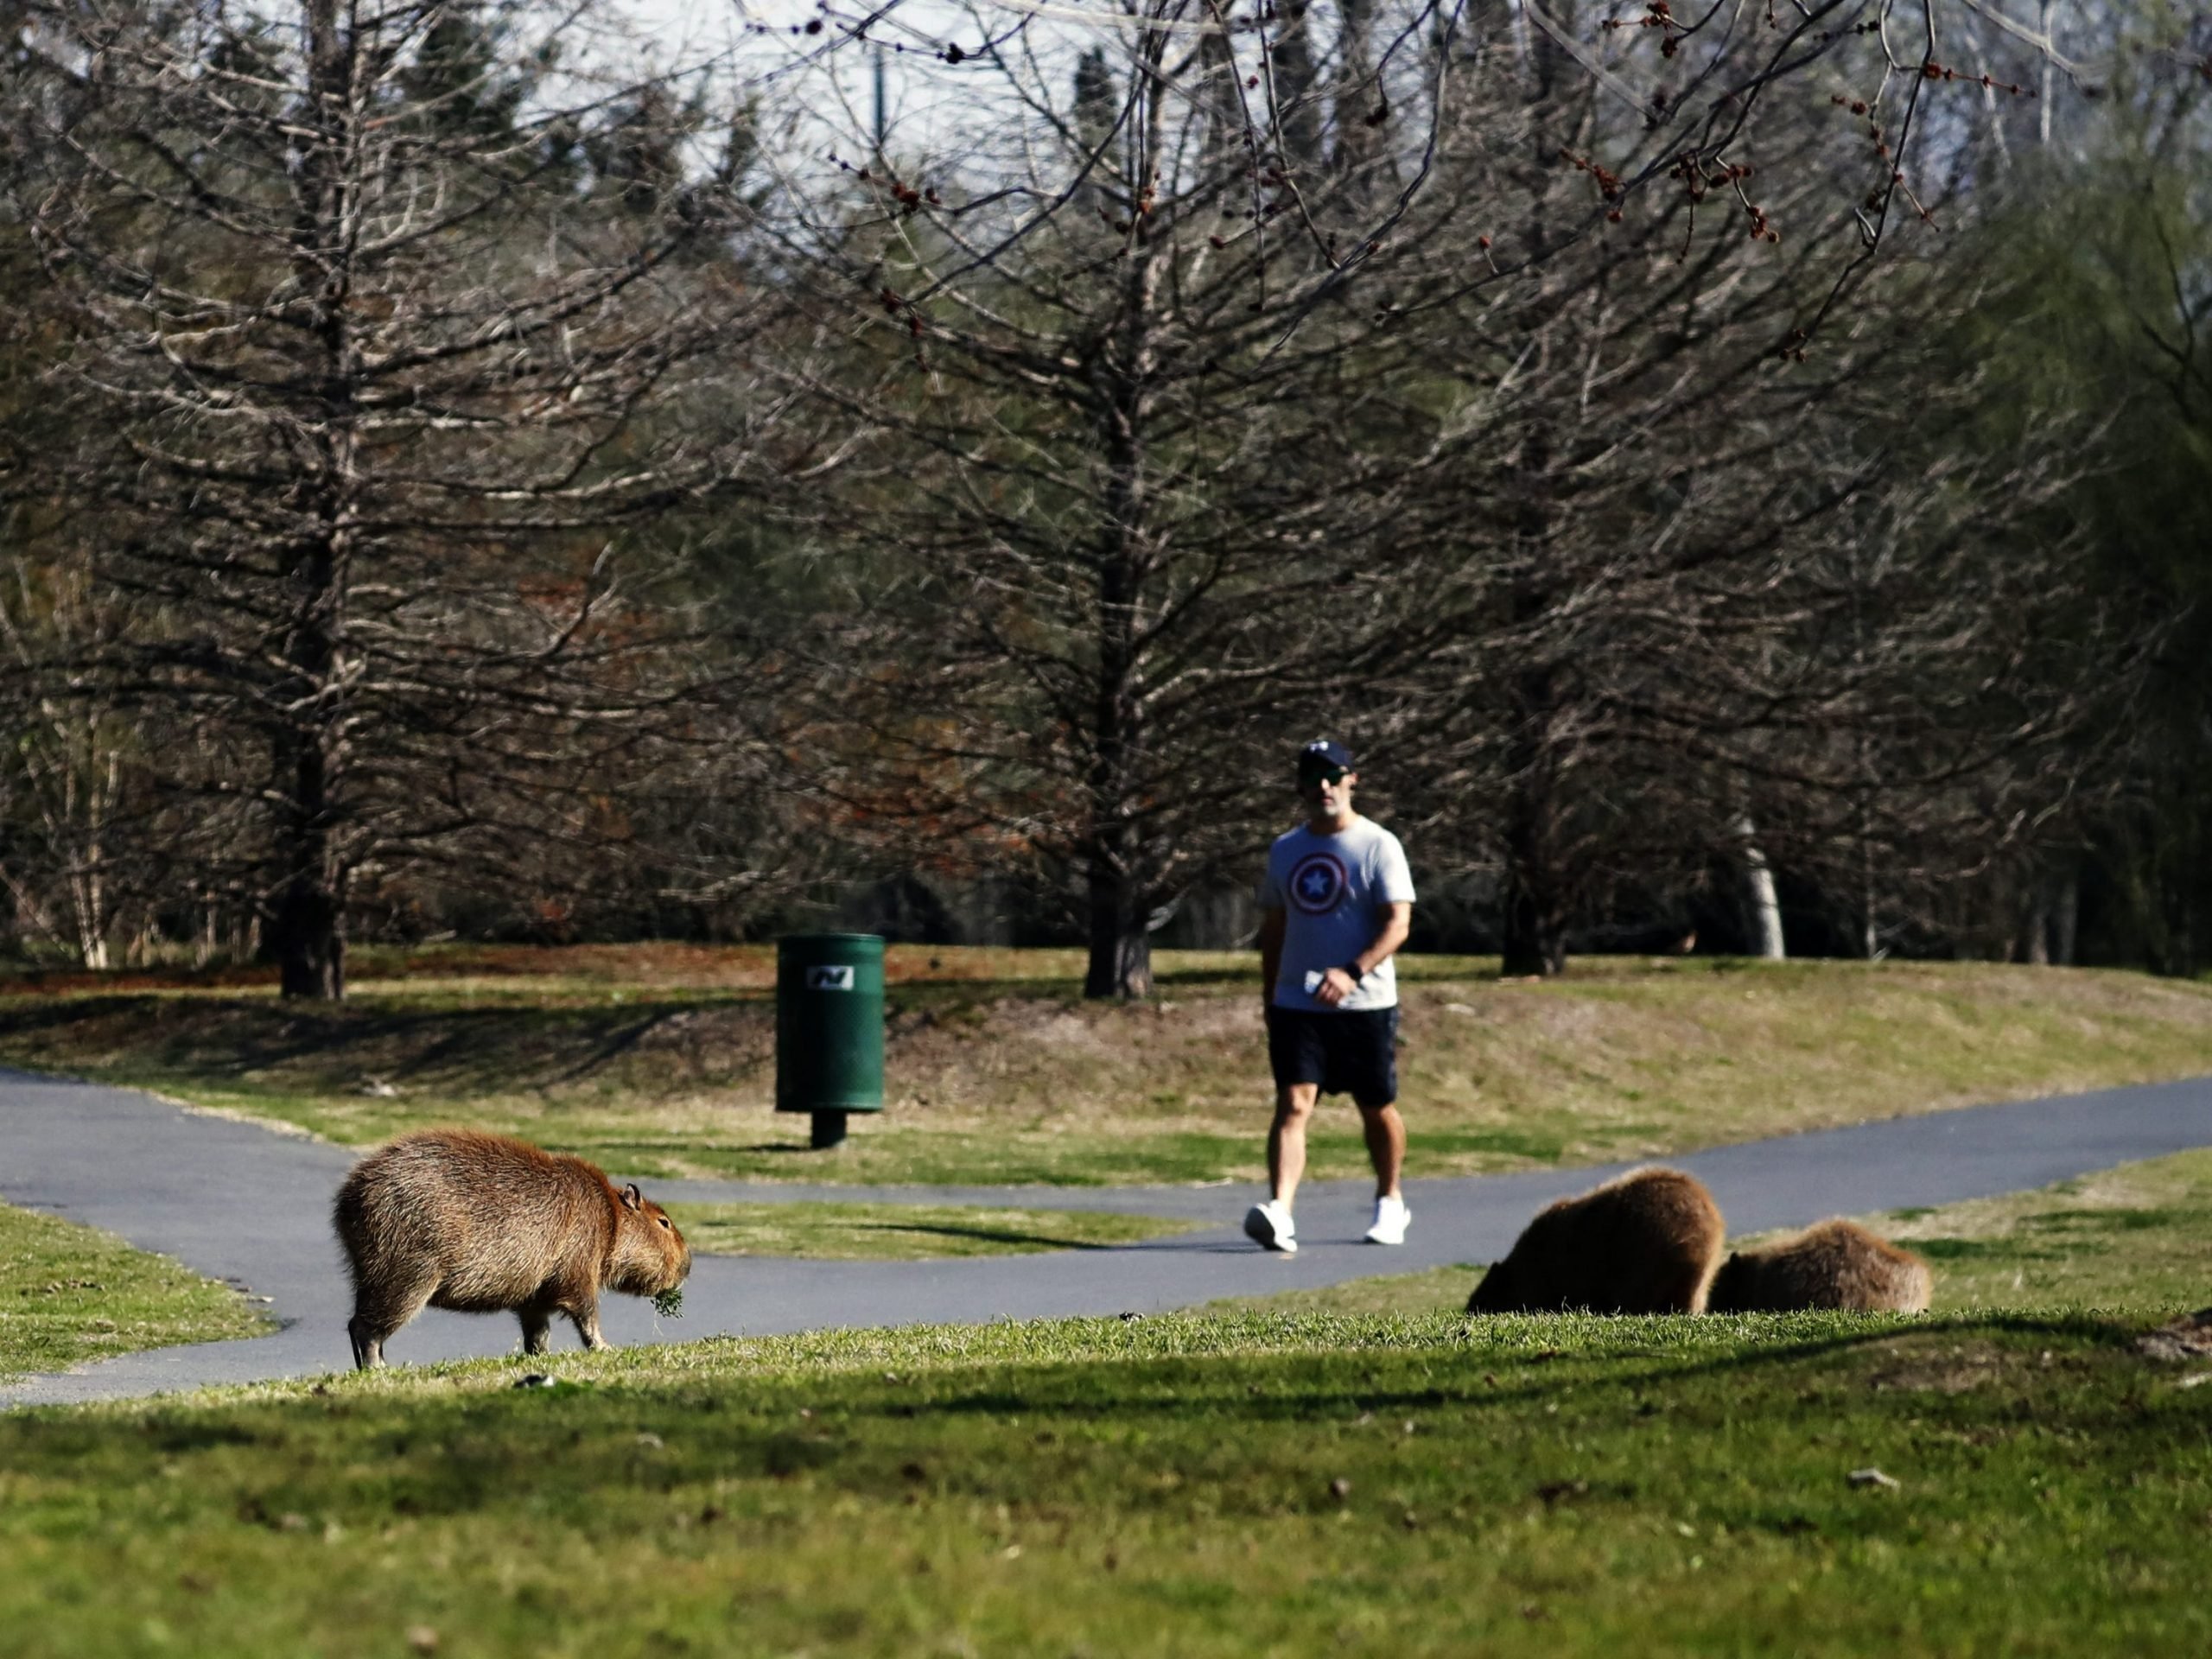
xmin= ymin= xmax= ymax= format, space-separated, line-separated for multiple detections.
xmin=739 ymin=0 xmax=2122 ymax=989
xmin=1352 ymin=14 xmax=2125 ymax=975
xmin=0 ymin=548 xmax=149 ymax=966
xmin=4 ymin=0 xmax=803 ymax=995
xmin=758 ymin=10 xmax=1513 ymax=997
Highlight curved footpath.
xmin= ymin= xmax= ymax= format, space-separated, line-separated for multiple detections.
xmin=3 ymin=1066 xmax=2209 ymax=1408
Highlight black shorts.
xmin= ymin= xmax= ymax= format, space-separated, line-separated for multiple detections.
xmin=1266 ymin=1006 xmax=1399 ymax=1108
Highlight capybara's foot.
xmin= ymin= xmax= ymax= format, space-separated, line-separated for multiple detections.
xmin=346 ymin=1316 xmax=385 ymax=1370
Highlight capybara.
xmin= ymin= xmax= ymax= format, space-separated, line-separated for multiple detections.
xmin=334 ymin=1128 xmax=690 ymax=1370
xmin=1706 ymin=1218 xmax=1932 ymax=1313
xmin=1466 ymin=1166 xmax=1725 ymax=1315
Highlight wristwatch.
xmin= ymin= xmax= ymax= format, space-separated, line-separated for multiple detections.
xmin=1339 ymin=963 xmax=1366 ymax=982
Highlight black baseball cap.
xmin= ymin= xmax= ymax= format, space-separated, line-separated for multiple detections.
xmin=1297 ymin=739 xmax=1356 ymax=775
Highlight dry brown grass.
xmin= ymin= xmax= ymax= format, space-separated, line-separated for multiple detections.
xmin=1 ymin=950 xmax=2208 ymax=1185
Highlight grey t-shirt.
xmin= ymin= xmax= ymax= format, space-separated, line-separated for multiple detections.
xmin=1257 ymin=817 xmax=1416 ymax=1011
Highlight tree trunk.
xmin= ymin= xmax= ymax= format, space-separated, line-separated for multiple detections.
xmin=68 ymin=853 xmax=108 ymax=970
xmin=1735 ymin=813 xmax=1786 ymax=960
xmin=1500 ymin=423 xmax=1567 ymax=979
xmin=1270 ymin=0 xmax=1322 ymax=170
xmin=1847 ymin=702 xmax=1885 ymax=962
xmin=1080 ymin=234 xmax=1160 ymax=1001
xmin=2018 ymin=885 xmax=2051 ymax=965
xmin=1499 ymin=861 xmax=1568 ymax=977
xmin=1859 ymin=812 xmax=1882 ymax=960
xmin=1084 ymin=853 xmax=1154 ymax=999
xmin=270 ymin=876 xmax=344 ymax=998
xmin=267 ymin=0 xmax=355 ymax=1002
xmin=2052 ymin=868 xmax=2079 ymax=965
xmin=2037 ymin=0 xmax=2055 ymax=148
xmin=1500 ymin=742 xmax=1568 ymax=977
xmin=1082 ymin=524 xmax=1152 ymax=998
xmin=270 ymin=700 xmax=346 ymax=1000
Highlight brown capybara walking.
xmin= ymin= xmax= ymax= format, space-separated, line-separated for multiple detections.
xmin=334 ymin=1129 xmax=690 ymax=1370
xmin=1706 ymin=1218 xmax=1932 ymax=1313
xmin=1466 ymin=1166 xmax=1725 ymax=1315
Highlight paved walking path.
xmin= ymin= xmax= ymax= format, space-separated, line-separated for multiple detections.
xmin=3 ymin=1066 xmax=2209 ymax=1408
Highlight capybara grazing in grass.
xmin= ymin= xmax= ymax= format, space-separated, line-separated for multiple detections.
xmin=334 ymin=1129 xmax=690 ymax=1370
xmin=1466 ymin=1166 xmax=1726 ymax=1315
xmin=1706 ymin=1218 xmax=1932 ymax=1313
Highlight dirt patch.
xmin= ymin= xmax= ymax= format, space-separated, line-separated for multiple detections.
xmin=2137 ymin=1308 xmax=2212 ymax=1363
xmin=1864 ymin=1337 xmax=2010 ymax=1394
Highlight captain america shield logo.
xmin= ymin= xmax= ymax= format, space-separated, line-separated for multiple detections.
xmin=1287 ymin=851 xmax=1350 ymax=915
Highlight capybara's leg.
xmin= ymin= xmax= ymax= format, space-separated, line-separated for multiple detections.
xmin=518 ymin=1295 xmax=558 ymax=1355
xmin=347 ymin=1268 xmax=440 ymax=1371
xmin=560 ymin=1285 xmax=608 ymax=1351
xmin=1671 ymin=1266 xmax=1716 ymax=1316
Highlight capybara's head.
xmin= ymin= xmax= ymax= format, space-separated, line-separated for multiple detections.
xmin=1465 ymin=1255 xmax=1518 ymax=1313
xmin=610 ymin=1183 xmax=690 ymax=1296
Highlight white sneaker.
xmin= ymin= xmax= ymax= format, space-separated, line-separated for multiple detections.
xmin=1243 ymin=1200 xmax=1298 ymax=1255
xmin=1363 ymin=1194 xmax=1410 ymax=1246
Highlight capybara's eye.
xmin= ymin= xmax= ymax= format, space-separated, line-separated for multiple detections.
xmin=658 ymin=1217 xmax=671 ymax=1229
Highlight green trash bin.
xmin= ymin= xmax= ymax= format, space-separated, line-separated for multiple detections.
xmin=776 ymin=933 xmax=886 ymax=1149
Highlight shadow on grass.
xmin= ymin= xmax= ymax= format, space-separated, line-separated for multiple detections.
xmin=1913 ymin=1236 xmax=2074 ymax=1262
xmin=883 ymin=1309 xmax=2142 ymax=1429
xmin=843 ymin=1221 xmax=1159 ymax=1252
xmin=0 ymin=976 xmax=1259 ymax=1109
xmin=0 ymin=994 xmax=774 ymax=1103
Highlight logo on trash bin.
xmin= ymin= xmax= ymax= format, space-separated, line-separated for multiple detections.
xmin=804 ymin=965 xmax=855 ymax=991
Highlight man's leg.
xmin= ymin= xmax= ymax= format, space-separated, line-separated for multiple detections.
xmin=1357 ymin=1099 xmax=1405 ymax=1198
xmin=1354 ymin=1009 xmax=1409 ymax=1243
xmin=1268 ymin=1083 xmax=1320 ymax=1208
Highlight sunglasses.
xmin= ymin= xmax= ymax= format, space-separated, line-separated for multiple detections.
xmin=1298 ymin=766 xmax=1349 ymax=786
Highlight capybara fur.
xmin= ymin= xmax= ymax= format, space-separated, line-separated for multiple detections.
xmin=1707 ymin=1219 xmax=1932 ymax=1313
xmin=334 ymin=1128 xmax=690 ymax=1370
xmin=1466 ymin=1166 xmax=1725 ymax=1315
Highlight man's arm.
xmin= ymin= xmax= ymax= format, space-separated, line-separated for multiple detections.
xmin=1257 ymin=906 xmax=1286 ymax=1009
xmin=1314 ymin=901 xmax=1412 ymax=1007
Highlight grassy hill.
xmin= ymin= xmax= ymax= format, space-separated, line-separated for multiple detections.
xmin=5 ymin=1028 xmax=2209 ymax=1654
xmin=2 ymin=947 xmax=2209 ymax=1184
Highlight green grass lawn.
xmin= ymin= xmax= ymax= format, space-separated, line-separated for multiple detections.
xmin=0 ymin=1202 xmax=271 ymax=1382
xmin=1885 ymin=1148 xmax=2212 ymax=1310
xmin=3 ymin=1309 xmax=2207 ymax=1656
xmin=2 ymin=946 xmax=2209 ymax=1185
xmin=7 ymin=1081 xmax=2211 ymax=1652
xmin=665 ymin=1201 xmax=1201 ymax=1259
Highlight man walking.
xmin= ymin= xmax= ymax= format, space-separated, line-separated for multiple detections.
xmin=1245 ymin=739 xmax=1415 ymax=1255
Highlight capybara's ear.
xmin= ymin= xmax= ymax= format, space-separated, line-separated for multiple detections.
xmin=620 ymin=1183 xmax=644 ymax=1211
